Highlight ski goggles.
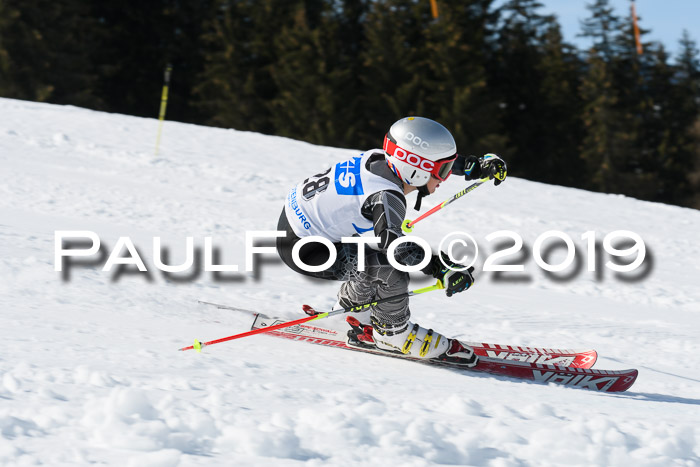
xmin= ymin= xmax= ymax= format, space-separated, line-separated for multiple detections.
xmin=432 ymin=155 xmax=457 ymax=181
xmin=384 ymin=136 xmax=457 ymax=181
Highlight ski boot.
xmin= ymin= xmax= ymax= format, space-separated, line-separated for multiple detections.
xmin=372 ymin=320 xmax=446 ymax=358
xmin=359 ymin=318 xmax=479 ymax=367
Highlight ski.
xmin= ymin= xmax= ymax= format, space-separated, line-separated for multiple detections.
xmin=469 ymin=342 xmax=596 ymax=369
xmin=249 ymin=314 xmax=636 ymax=392
xmin=197 ymin=300 xmax=597 ymax=368
xmin=195 ymin=300 xmax=635 ymax=392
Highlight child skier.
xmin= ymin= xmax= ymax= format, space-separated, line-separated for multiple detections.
xmin=276 ymin=117 xmax=506 ymax=365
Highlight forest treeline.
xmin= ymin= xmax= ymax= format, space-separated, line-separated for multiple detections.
xmin=1 ymin=0 xmax=699 ymax=207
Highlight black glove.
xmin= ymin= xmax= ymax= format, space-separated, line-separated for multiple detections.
xmin=482 ymin=153 xmax=507 ymax=186
xmin=451 ymin=154 xmax=481 ymax=180
xmin=443 ymin=266 xmax=475 ymax=297
xmin=452 ymin=153 xmax=507 ymax=186
xmin=425 ymin=253 xmax=476 ymax=297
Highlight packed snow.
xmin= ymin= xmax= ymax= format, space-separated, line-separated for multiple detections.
xmin=1 ymin=97 xmax=699 ymax=466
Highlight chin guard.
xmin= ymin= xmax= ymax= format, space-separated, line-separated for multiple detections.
xmin=414 ymin=185 xmax=431 ymax=211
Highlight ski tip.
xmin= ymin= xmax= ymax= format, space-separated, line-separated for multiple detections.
xmin=616 ymin=368 xmax=638 ymax=392
xmin=302 ymin=304 xmax=319 ymax=316
xmin=588 ymin=350 xmax=598 ymax=368
xmin=577 ymin=349 xmax=598 ymax=369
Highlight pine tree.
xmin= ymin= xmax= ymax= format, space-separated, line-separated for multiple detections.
xmin=578 ymin=0 xmax=621 ymax=61
xmin=533 ymin=19 xmax=586 ymax=186
xmin=268 ymin=1 xmax=368 ymax=147
xmin=579 ymin=49 xmax=619 ymax=192
xmin=163 ymin=1 xmax=212 ymax=123
xmin=611 ymin=7 xmax=663 ymax=199
xmin=669 ymin=31 xmax=700 ymax=206
xmin=0 ymin=1 xmax=39 ymax=99
xmin=422 ymin=0 xmax=506 ymax=158
xmin=639 ymin=45 xmax=684 ymax=202
xmin=577 ymin=0 xmax=648 ymax=197
xmin=357 ymin=0 xmax=432 ymax=144
xmin=195 ymin=0 xmax=296 ymax=133
xmin=91 ymin=1 xmax=186 ymax=119
xmin=487 ymin=0 xmax=580 ymax=183
xmin=677 ymin=30 xmax=700 ymax=88
xmin=0 ymin=0 xmax=99 ymax=106
xmin=332 ymin=0 xmax=371 ymax=147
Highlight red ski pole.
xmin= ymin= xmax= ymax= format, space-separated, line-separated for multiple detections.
xmin=402 ymin=176 xmax=490 ymax=233
xmin=179 ymin=281 xmax=444 ymax=352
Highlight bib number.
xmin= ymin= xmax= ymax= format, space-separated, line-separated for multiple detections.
xmin=302 ymin=168 xmax=331 ymax=200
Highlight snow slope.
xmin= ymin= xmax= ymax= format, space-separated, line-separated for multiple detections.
xmin=1 ymin=97 xmax=699 ymax=466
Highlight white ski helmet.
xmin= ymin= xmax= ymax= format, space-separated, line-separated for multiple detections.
xmin=384 ymin=116 xmax=457 ymax=187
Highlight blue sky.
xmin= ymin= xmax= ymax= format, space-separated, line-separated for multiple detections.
xmin=496 ymin=0 xmax=700 ymax=59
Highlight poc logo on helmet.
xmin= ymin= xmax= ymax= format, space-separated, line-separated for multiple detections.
xmin=405 ymin=131 xmax=430 ymax=149
xmin=394 ymin=148 xmax=435 ymax=171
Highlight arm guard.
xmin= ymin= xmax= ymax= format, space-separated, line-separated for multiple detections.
xmin=362 ymin=190 xmax=428 ymax=268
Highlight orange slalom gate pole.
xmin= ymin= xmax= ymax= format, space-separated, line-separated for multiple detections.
xmin=429 ymin=0 xmax=439 ymax=19
xmin=631 ymin=1 xmax=643 ymax=55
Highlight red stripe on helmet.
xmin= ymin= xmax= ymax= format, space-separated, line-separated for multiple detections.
xmin=384 ymin=134 xmax=455 ymax=181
